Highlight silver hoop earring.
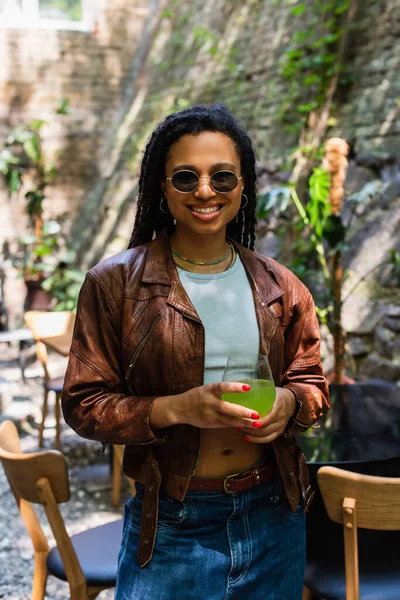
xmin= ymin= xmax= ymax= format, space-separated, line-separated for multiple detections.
xmin=159 ymin=197 xmax=169 ymax=214
xmin=240 ymin=194 xmax=248 ymax=210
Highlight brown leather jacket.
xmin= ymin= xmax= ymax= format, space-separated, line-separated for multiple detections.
xmin=62 ymin=230 xmax=329 ymax=567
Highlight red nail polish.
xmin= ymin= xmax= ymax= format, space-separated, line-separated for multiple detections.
xmin=236 ymin=426 xmax=243 ymax=431
xmin=250 ymin=412 xmax=260 ymax=419
xmin=243 ymin=436 xmax=251 ymax=441
xmin=252 ymin=421 xmax=262 ymax=428
xmin=242 ymin=384 xmax=251 ymax=391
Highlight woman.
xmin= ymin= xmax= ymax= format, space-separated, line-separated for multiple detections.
xmin=62 ymin=104 xmax=329 ymax=600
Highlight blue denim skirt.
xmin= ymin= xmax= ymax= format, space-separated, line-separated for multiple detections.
xmin=115 ymin=473 xmax=305 ymax=600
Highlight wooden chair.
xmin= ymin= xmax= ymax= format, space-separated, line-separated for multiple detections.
xmin=0 ymin=420 xmax=123 ymax=600
xmin=111 ymin=444 xmax=136 ymax=507
xmin=304 ymin=466 xmax=400 ymax=600
xmin=24 ymin=310 xmax=75 ymax=450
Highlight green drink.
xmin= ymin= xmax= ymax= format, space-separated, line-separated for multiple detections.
xmin=221 ymin=379 xmax=276 ymax=417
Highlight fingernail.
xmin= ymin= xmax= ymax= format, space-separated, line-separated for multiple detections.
xmin=250 ymin=412 xmax=260 ymax=419
xmin=236 ymin=426 xmax=243 ymax=430
xmin=243 ymin=436 xmax=251 ymax=441
xmin=252 ymin=421 xmax=262 ymax=428
xmin=242 ymin=384 xmax=251 ymax=391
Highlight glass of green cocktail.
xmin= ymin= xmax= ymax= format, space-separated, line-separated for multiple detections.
xmin=221 ymin=354 xmax=276 ymax=417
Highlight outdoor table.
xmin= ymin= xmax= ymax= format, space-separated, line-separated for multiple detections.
xmin=0 ymin=328 xmax=34 ymax=381
xmin=299 ymin=428 xmax=400 ymax=476
xmin=299 ymin=409 xmax=400 ymax=592
xmin=299 ymin=414 xmax=400 ymax=513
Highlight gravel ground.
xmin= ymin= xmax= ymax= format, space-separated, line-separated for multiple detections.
xmin=0 ymin=344 xmax=129 ymax=599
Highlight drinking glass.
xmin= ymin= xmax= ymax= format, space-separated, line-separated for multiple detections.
xmin=221 ymin=354 xmax=276 ymax=417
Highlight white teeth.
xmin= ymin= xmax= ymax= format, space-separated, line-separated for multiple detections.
xmin=191 ymin=206 xmax=220 ymax=214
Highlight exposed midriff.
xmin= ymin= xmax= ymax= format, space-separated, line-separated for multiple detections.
xmin=193 ymin=428 xmax=267 ymax=477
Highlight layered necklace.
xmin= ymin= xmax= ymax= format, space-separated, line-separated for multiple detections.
xmin=172 ymin=241 xmax=237 ymax=273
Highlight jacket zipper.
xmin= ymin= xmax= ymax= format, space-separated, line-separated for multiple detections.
xmin=182 ymin=310 xmax=204 ymax=477
xmin=271 ymin=336 xmax=278 ymax=378
xmin=101 ymin=313 xmax=162 ymax=455
xmin=125 ymin=312 xmax=163 ymax=383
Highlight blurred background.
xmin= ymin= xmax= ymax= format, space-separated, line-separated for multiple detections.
xmin=0 ymin=1 xmax=399 ymax=598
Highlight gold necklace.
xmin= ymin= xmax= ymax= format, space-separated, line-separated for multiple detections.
xmin=172 ymin=244 xmax=231 ymax=265
xmin=174 ymin=245 xmax=236 ymax=273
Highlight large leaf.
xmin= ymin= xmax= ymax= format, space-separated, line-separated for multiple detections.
xmin=56 ymin=98 xmax=71 ymax=115
xmin=7 ymin=169 xmax=22 ymax=193
xmin=33 ymin=243 xmax=53 ymax=257
xmin=291 ymin=3 xmax=306 ymax=16
xmin=23 ymin=135 xmax=41 ymax=164
xmin=29 ymin=119 xmax=46 ymax=132
xmin=348 ymin=180 xmax=382 ymax=204
xmin=6 ymin=124 xmax=32 ymax=145
xmin=19 ymin=234 xmax=37 ymax=245
xmin=42 ymin=220 xmax=61 ymax=235
xmin=322 ymin=214 xmax=346 ymax=248
xmin=0 ymin=149 xmax=20 ymax=173
xmin=307 ymin=167 xmax=331 ymax=238
xmin=25 ymin=190 xmax=45 ymax=217
xmin=257 ymin=186 xmax=292 ymax=219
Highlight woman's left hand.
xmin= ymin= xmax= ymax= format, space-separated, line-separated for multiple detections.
xmin=240 ymin=387 xmax=296 ymax=443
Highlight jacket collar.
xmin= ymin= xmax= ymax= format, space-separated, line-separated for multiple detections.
xmin=234 ymin=243 xmax=284 ymax=306
xmin=141 ymin=229 xmax=284 ymax=316
xmin=141 ymin=230 xmax=172 ymax=286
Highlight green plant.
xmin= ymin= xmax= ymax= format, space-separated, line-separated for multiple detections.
xmin=41 ymin=261 xmax=85 ymax=311
xmin=388 ymin=249 xmax=400 ymax=287
xmin=16 ymin=220 xmax=61 ymax=279
xmin=0 ymin=99 xmax=70 ymax=239
xmin=279 ymin=0 xmax=353 ymax=134
xmin=0 ymin=99 xmax=83 ymax=310
xmin=257 ymin=163 xmax=346 ymax=376
xmin=257 ymin=166 xmax=331 ymax=283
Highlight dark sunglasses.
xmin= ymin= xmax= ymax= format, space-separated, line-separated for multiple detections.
xmin=166 ymin=170 xmax=242 ymax=193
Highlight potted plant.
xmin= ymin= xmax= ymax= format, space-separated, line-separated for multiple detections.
xmin=0 ymin=99 xmax=71 ymax=310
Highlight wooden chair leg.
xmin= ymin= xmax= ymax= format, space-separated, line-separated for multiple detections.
xmin=87 ymin=586 xmax=107 ymax=599
xmin=55 ymin=392 xmax=61 ymax=451
xmin=302 ymin=586 xmax=313 ymax=600
xmin=69 ymin=582 xmax=88 ymax=600
xmin=112 ymin=445 xmax=122 ymax=508
xmin=32 ymin=551 xmax=48 ymax=600
xmin=38 ymin=390 xmax=49 ymax=448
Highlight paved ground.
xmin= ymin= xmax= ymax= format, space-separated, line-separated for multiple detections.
xmin=0 ymin=343 xmax=130 ymax=599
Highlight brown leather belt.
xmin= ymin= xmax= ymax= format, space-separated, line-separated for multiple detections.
xmin=188 ymin=460 xmax=278 ymax=494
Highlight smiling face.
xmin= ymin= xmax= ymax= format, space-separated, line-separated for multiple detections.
xmin=163 ymin=132 xmax=244 ymax=239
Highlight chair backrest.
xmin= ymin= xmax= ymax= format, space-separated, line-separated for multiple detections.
xmin=24 ymin=311 xmax=75 ymax=379
xmin=0 ymin=420 xmax=85 ymax=590
xmin=0 ymin=420 xmax=70 ymax=504
xmin=24 ymin=311 xmax=75 ymax=340
xmin=317 ymin=466 xmax=400 ymax=600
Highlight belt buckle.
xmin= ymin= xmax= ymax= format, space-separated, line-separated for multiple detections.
xmin=223 ymin=471 xmax=241 ymax=494
xmin=252 ymin=468 xmax=261 ymax=486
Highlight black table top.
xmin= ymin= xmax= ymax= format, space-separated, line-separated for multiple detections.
xmin=298 ymin=381 xmax=400 ymax=468
xmin=298 ymin=428 xmax=400 ymax=465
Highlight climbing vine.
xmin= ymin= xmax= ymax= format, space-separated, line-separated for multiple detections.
xmin=279 ymin=0 xmax=354 ymax=135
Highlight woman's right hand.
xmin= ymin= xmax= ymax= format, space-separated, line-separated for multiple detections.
xmin=150 ymin=383 xmax=260 ymax=430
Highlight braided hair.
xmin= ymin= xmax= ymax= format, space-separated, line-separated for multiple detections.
xmin=128 ymin=104 xmax=257 ymax=250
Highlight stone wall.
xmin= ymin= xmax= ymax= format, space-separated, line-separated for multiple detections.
xmin=2 ymin=0 xmax=399 ymax=260
xmin=0 ymin=0 xmax=157 ymax=245
xmin=67 ymin=0 xmax=400 ymax=266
